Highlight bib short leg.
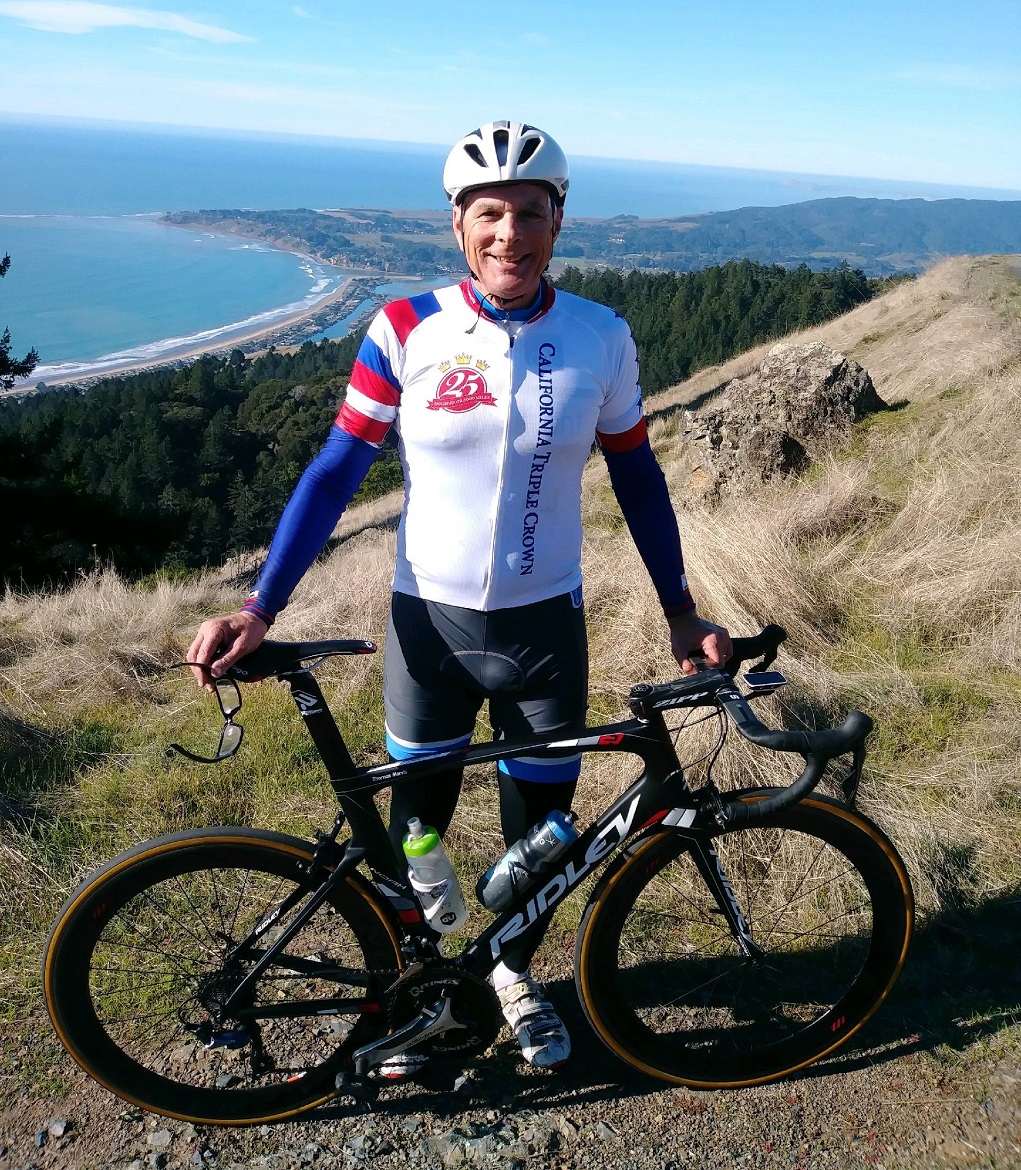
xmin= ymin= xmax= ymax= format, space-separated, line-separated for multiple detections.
xmin=384 ymin=589 xmax=587 ymax=971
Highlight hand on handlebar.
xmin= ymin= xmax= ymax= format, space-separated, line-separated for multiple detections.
xmin=187 ymin=611 xmax=269 ymax=690
xmin=669 ymin=611 xmax=733 ymax=677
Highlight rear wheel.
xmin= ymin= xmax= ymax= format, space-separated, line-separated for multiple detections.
xmin=44 ymin=828 xmax=402 ymax=1124
xmin=575 ymin=793 xmax=912 ymax=1087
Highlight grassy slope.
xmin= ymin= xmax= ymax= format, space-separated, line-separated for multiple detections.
xmin=1 ymin=256 xmax=1019 ymax=1056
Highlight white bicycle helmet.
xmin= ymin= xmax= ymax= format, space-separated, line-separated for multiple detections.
xmin=443 ymin=121 xmax=570 ymax=207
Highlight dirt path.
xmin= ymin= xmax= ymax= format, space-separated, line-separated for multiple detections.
xmin=4 ymin=896 xmax=1020 ymax=1170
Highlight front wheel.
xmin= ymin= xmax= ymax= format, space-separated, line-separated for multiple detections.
xmin=44 ymin=828 xmax=402 ymax=1124
xmin=575 ymin=792 xmax=913 ymax=1088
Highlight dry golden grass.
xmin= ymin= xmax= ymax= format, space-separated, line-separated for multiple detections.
xmin=2 ymin=255 xmax=1021 ymax=1008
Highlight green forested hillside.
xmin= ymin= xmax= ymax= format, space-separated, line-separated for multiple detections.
xmin=0 ymin=259 xmax=886 ymax=589
xmin=560 ymin=197 xmax=1021 ymax=273
xmin=167 ymin=196 xmax=1021 ymax=277
xmin=0 ymin=335 xmax=380 ymax=586
xmin=556 ymin=260 xmax=876 ymax=389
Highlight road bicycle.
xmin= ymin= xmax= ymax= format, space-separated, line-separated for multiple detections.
xmin=44 ymin=624 xmax=913 ymax=1125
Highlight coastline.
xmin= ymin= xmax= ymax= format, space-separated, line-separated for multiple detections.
xmin=5 ymin=214 xmax=457 ymax=395
xmin=20 ymin=276 xmax=374 ymax=391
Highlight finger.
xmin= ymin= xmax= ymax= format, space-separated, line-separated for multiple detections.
xmin=188 ymin=624 xmax=227 ymax=687
xmin=209 ymin=620 xmax=267 ymax=677
xmin=695 ymin=635 xmax=718 ymax=667
xmin=208 ymin=636 xmax=248 ymax=678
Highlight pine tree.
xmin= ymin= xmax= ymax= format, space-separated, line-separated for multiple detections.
xmin=0 ymin=254 xmax=39 ymax=391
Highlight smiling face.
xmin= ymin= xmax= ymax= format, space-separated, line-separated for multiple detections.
xmin=452 ymin=182 xmax=563 ymax=308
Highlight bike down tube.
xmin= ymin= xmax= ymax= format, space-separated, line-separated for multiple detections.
xmin=459 ymin=725 xmax=685 ymax=980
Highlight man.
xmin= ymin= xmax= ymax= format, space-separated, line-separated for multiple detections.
xmin=189 ymin=121 xmax=731 ymax=1072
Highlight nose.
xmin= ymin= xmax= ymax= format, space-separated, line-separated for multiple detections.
xmin=494 ymin=211 xmax=522 ymax=243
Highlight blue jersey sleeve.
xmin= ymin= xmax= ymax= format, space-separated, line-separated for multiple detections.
xmin=603 ymin=439 xmax=695 ymax=618
xmin=242 ymin=425 xmax=380 ymax=622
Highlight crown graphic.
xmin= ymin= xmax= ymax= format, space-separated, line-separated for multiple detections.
xmin=475 ymin=359 xmax=489 ymax=371
xmin=439 ymin=360 xmax=451 ymax=372
xmin=455 ymin=353 xmax=471 ymax=366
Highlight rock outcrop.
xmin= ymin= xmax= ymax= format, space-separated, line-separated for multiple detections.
xmin=678 ymin=340 xmax=887 ymax=502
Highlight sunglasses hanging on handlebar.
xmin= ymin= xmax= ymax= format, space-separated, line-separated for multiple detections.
xmin=167 ymin=664 xmax=244 ymax=764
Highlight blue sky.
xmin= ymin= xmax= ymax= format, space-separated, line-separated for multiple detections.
xmin=1 ymin=0 xmax=1019 ymax=190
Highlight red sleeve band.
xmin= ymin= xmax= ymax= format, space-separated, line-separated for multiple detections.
xmin=596 ymin=418 xmax=648 ymax=453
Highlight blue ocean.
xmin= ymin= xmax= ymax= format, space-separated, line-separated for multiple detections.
xmin=3 ymin=117 xmax=1020 ymax=378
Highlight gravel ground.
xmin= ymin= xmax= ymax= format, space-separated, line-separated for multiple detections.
xmin=4 ymin=938 xmax=1020 ymax=1170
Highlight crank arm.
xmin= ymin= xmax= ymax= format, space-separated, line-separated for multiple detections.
xmin=352 ymin=994 xmax=465 ymax=1075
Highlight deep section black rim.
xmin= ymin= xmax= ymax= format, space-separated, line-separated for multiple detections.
xmin=46 ymin=833 xmax=400 ymax=1123
xmin=578 ymin=799 xmax=911 ymax=1086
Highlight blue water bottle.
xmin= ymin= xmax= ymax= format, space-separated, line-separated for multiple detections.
xmin=476 ymin=810 xmax=579 ymax=912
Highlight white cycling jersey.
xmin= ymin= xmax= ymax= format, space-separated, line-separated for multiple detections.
xmin=337 ymin=280 xmax=647 ymax=611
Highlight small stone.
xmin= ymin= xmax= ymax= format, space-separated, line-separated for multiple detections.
xmin=126 ymin=1162 xmax=145 ymax=1170
xmin=120 ymin=1108 xmax=145 ymax=1122
xmin=47 ymin=1118 xmax=69 ymax=1138
xmin=466 ymin=1134 xmax=497 ymax=1160
xmin=34 ymin=1130 xmax=47 ymax=1148
xmin=259 ymin=1125 xmax=273 ymax=1137
xmin=595 ymin=1122 xmax=617 ymax=1141
xmin=557 ymin=1116 xmax=580 ymax=1140
xmin=189 ymin=1154 xmax=205 ymax=1169
xmin=149 ymin=1129 xmax=174 ymax=1149
xmin=402 ymin=1116 xmax=425 ymax=1132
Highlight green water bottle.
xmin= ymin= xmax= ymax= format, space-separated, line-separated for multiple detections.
xmin=402 ymin=817 xmax=469 ymax=933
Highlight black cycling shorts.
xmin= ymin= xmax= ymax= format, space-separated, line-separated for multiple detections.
xmin=383 ymin=588 xmax=587 ymax=783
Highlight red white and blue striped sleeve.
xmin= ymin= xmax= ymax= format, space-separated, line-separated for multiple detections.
xmin=336 ymin=293 xmax=441 ymax=443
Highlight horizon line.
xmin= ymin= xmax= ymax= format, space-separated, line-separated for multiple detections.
xmin=3 ymin=110 xmax=1021 ymax=201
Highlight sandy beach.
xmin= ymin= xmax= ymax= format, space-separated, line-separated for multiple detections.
xmin=20 ymin=278 xmax=368 ymax=390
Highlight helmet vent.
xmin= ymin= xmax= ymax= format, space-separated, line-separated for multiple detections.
xmin=463 ymin=143 xmax=487 ymax=168
xmin=493 ymin=127 xmax=509 ymax=166
xmin=516 ymin=137 xmax=540 ymax=165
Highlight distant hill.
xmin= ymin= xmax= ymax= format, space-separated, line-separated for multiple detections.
xmin=165 ymin=197 xmax=1021 ymax=278
xmin=560 ymin=197 xmax=1021 ymax=275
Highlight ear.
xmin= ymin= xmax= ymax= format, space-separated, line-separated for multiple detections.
xmin=552 ymin=205 xmax=564 ymax=244
xmin=451 ymin=205 xmax=466 ymax=254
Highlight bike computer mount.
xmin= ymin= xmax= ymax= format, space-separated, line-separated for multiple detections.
xmin=742 ymin=670 xmax=788 ymax=694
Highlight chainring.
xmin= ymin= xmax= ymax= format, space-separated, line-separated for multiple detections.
xmin=387 ymin=964 xmax=502 ymax=1058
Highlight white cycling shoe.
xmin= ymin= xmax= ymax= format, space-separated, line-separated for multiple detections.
xmin=496 ymin=976 xmax=571 ymax=1069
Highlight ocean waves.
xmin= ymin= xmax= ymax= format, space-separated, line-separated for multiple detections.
xmin=2 ymin=213 xmax=362 ymax=382
xmin=28 ymin=264 xmax=354 ymax=383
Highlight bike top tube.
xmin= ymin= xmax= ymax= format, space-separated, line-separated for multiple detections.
xmin=216 ymin=623 xmax=871 ymax=827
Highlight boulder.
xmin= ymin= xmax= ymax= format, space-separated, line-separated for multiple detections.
xmin=678 ymin=341 xmax=887 ymax=501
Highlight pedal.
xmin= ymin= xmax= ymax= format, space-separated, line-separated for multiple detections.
xmin=334 ymin=1069 xmax=379 ymax=1110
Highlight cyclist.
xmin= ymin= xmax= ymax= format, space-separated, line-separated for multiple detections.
xmin=188 ymin=120 xmax=732 ymax=1072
